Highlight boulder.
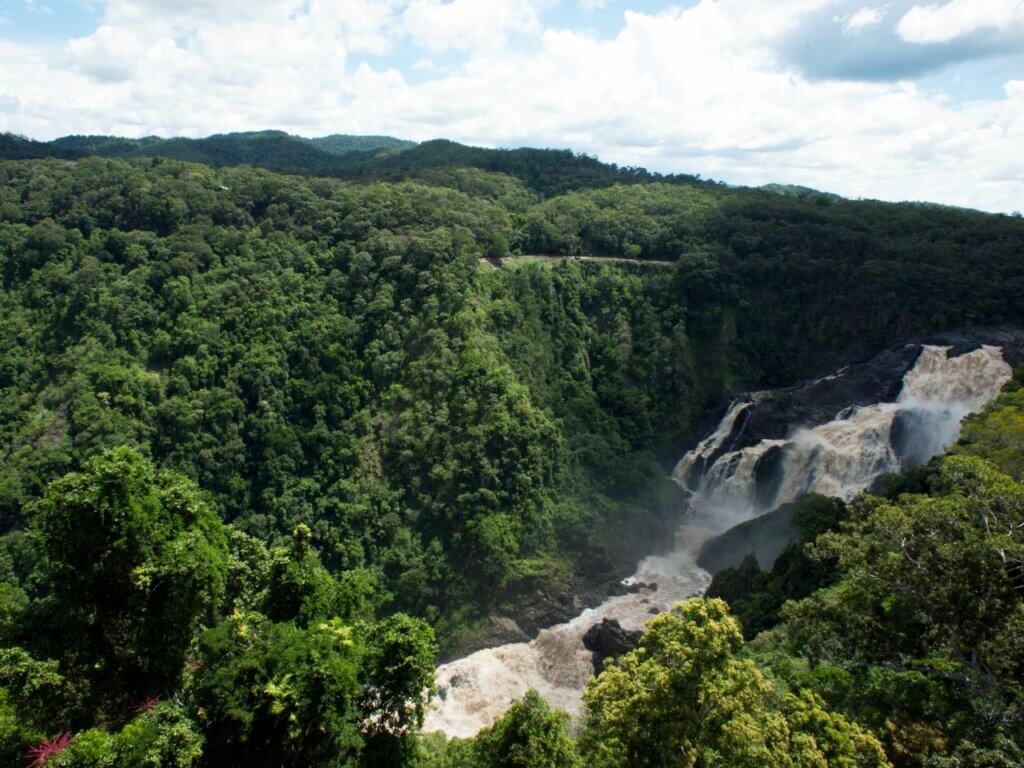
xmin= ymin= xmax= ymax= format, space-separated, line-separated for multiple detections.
xmin=582 ymin=618 xmax=643 ymax=674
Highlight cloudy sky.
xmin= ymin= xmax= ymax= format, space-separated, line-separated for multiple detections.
xmin=1 ymin=0 xmax=1022 ymax=212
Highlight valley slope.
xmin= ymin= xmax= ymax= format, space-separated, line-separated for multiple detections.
xmin=1 ymin=155 xmax=1022 ymax=649
xmin=0 ymin=145 xmax=1023 ymax=767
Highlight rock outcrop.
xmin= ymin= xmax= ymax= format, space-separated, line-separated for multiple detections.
xmin=582 ymin=618 xmax=643 ymax=674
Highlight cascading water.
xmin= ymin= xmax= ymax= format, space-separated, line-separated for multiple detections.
xmin=424 ymin=344 xmax=1012 ymax=738
xmin=674 ymin=346 xmax=1012 ymax=531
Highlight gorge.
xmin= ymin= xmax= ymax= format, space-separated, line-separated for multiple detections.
xmin=425 ymin=337 xmax=1017 ymax=738
xmin=2 ymin=149 xmax=1023 ymax=767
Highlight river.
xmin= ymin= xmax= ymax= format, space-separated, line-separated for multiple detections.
xmin=424 ymin=344 xmax=1012 ymax=738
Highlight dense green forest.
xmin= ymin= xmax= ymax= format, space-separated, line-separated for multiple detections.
xmin=1 ymin=132 xmax=414 ymax=178
xmin=0 ymin=150 xmax=1022 ymax=766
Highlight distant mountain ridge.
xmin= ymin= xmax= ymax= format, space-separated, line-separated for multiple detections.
xmin=2 ymin=130 xmax=411 ymax=174
xmin=0 ymin=130 xmax=701 ymax=196
xmin=42 ymin=130 xmax=414 ymax=173
xmin=0 ymin=132 xmax=82 ymax=160
xmin=303 ymin=133 xmax=415 ymax=156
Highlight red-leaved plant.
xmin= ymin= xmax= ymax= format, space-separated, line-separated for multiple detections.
xmin=134 ymin=696 xmax=160 ymax=714
xmin=25 ymin=732 xmax=72 ymax=767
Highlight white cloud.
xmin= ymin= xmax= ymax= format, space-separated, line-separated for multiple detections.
xmin=66 ymin=24 xmax=163 ymax=83
xmin=841 ymin=5 xmax=887 ymax=33
xmin=402 ymin=0 xmax=542 ymax=53
xmin=0 ymin=0 xmax=1021 ymax=213
xmin=898 ymin=0 xmax=1024 ymax=44
xmin=23 ymin=0 xmax=54 ymax=15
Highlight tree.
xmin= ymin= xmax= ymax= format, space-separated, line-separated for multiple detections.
xmin=188 ymin=611 xmax=363 ymax=768
xmin=265 ymin=523 xmax=373 ymax=627
xmin=360 ymin=613 xmax=438 ymax=766
xmin=48 ymin=702 xmax=204 ymax=768
xmin=487 ymin=232 xmax=510 ymax=259
xmin=472 ymin=689 xmax=581 ymax=768
xmin=785 ymin=456 xmax=1024 ymax=666
xmin=362 ymin=615 xmax=437 ymax=730
xmin=581 ymin=598 xmax=889 ymax=768
xmin=29 ymin=447 xmax=228 ymax=705
xmin=955 ymin=383 xmax=1024 ymax=480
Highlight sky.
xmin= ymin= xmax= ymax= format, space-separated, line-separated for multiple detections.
xmin=0 ymin=0 xmax=1022 ymax=213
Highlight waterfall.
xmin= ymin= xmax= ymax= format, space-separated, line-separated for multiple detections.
xmin=674 ymin=345 xmax=1011 ymax=527
xmin=423 ymin=344 xmax=1011 ymax=739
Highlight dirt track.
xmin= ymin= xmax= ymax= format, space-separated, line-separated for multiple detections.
xmin=480 ymin=254 xmax=675 ymax=268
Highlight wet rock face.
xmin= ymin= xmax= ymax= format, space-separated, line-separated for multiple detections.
xmin=923 ymin=328 xmax=1024 ymax=366
xmin=582 ymin=619 xmax=643 ymax=675
xmin=696 ymin=503 xmax=797 ymax=574
xmin=731 ymin=345 xmax=924 ymax=453
xmin=682 ymin=328 xmax=1024 ymax=495
xmin=753 ymin=443 xmax=787 ymax=510
xmin=447 ymin=616 xmax=530 ymax=661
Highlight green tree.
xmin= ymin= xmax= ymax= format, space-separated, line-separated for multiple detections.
xmin=49 ymin=702 xmax=204 ymax=768
xmin=581 ymin=598 xmax=889 ymax=768
xmin=361 ymin=614 xmax=437 ymax=730
xmin=265 ymin=523 xmax=373 ymax=627
xmin=29 ymin=446 xmax=229 ymax=705
xmin=471 ymin=689 xmax=580 ymax=768
xmin=360 ymin=613 xmax=438 ymax=766
xmin=781 ymin=455 xmax=1024 ymax=762
xmin=785 ymin=456 xmax=1024 ymax=666
xmin=188 ymin=610 xmax=363 ymax=768
xmin=487 ymin=232 xmax=510 ymax=259
xmin=955 ymin=382 xmax=1024 ymax=480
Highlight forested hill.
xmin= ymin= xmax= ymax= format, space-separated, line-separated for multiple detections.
xmin=0 ymin=153 xmax=1022 ymax=766
xmin=1 ymin=154 xmax=1022 ymax=629
xmin=318 ymin=139 xmax=690 ymax=195
xmin=0 ymin=133 xmax=81 ymax=160
xmin=2 ymin=131 xmax=695 ymax=195
xmin=1 ymin=131 xmax=414 ymax=176
xmin=304 ymin=134 xmax=417 ymax=156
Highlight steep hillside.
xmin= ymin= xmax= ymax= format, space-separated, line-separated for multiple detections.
xmin=0 ymin=153 xmax=1021 ymax=768
xmin=0 ymin=156 xmax=1022 ymax=640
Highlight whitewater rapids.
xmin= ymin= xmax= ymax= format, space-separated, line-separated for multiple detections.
xmin=424 ymin=345 xmax=1012 ymax=738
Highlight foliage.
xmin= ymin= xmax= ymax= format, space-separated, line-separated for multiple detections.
xmin=580 ymin=598 xmax=890 ymax=768
xmin=706 ymin=495 xmax=848 ymax=639
xmin=472 ymin=690 xmax=581 ymax=768
xmin=265 ymin=523 xmax=375 ymax=626
xmin=0 ymin=157 xmax=716 ymax=643
xmin=781 ymin=452 xmax=1024 ymax=764
xmin=188 ymin=610 xmax=364 ymax=768
xmin=954 ymin=372 xmax=1024 ymax=480
xmin=0 ymin=148 xmax=1023 ymax=767
xmin=27 ymin=447 xmax=229 ymax=707
xmin=361 ymin=613 xmax=437 ymax=735
xmin=48 ymin=702 xmax=204 ymax=768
